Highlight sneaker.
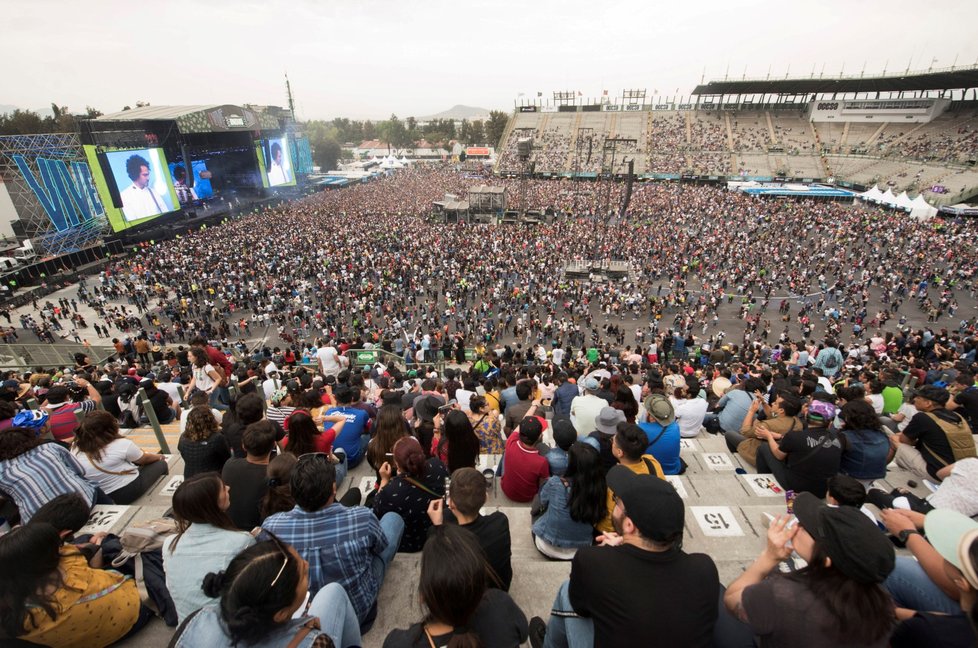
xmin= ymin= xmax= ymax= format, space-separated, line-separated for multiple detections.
xmin=529 ymin=616 xmax=547 ymax=648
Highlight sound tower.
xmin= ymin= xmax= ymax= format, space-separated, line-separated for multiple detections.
xmin=619 ymin=159 xmax=634 ymax=219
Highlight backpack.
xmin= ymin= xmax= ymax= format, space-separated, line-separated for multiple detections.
xmin=118 ymin=396 xmax=141 ymax=429
xmin=822 ymin=350 xmax=839 ymax=369
xmin=111 ymin=518 xmax=179 ymax=617
xmin=922 ymin=412 xmax=977 ymax=464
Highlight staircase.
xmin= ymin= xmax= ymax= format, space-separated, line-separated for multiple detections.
xmin=723 ymin=113 xmax=735 ymax=150
xmin=764 ymin=111 xmax=777 ymax=143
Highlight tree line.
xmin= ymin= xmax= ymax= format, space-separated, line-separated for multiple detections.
xmin=0 ymin=104 xmax=512 ymax=174
xmin=305 ymin=111 xmax=509 ymax=171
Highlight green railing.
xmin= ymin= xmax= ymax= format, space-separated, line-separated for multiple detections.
xmin=0 ymin=343 xmax=116 ymax=371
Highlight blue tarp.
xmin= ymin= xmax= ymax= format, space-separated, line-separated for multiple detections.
xmin=739 ymin=185 xmax=856 ymax=198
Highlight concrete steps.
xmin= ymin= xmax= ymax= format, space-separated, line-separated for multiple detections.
xmin=110 ymin=428 xmax=931 ymax=647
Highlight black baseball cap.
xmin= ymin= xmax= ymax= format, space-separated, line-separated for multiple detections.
xmin=911 ymin=384 xmax=950 ymax=406
xmin=606 ymin=466 xmax=684 ymax=542
xmin=793 ymin=492 xmax=895 ymax=584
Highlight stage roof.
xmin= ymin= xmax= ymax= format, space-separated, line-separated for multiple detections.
xmin=693 ymin=66 xmax=978 ymax=96
xmin=94 ymin=104 xmax=282 ymax=134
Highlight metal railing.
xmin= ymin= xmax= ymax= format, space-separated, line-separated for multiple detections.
xmin=0 ymin=343 xmax=116 ymax=371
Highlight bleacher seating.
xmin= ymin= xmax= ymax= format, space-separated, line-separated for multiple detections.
xmin=112 ymin=415 xmax=935 ymax=648
xmin=494 ymin=104 xmax=978 ymax=202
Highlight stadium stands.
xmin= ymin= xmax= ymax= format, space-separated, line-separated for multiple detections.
xmin=495 ymin=103 xmax=978 ymax=204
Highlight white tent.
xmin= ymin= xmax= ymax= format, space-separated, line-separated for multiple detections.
xmin=880 ymin=188 xmax=897 ymax=206
xmin=894 ymin=191 xmax=915 ymax=211
xmin=910 ymin=195 xmax=939 ymax=219
xmin=860 ymin=185 xmax=884 ymax=203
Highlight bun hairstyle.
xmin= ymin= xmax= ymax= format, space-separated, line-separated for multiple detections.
xmin=201 ymin=534 xmax=301 ymax=646
xmin=393 ymin=436 xmax=427 ymax=478
xmin=260 ymin=453 xmax=298 ymax=519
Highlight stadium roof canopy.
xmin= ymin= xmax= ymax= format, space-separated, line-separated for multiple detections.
xmin=93 ymin=104 xmax=283 ymax=134
xmin=693 ymin=65 xmax=978 ymax=96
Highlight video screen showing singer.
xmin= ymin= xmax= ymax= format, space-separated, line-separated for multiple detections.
xmin=119 ymin=154 xmax=170 ymax=220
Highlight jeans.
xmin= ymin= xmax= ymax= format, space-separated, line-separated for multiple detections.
xmin=543 ymin=580 xmax=593 ymax=648
xmin=308 ymin=582 xmax=362 ymax=648
xmin=210 ymin=385 xmax=230 ymax=412
xmin=703 ymin=412 xmax=722 ymax=434
xmin=361 ymin=512 xmax=405 ymax=633
xmin=346 ymin=435 xmax=370 ymax=469
xmin=724 ymin=428 xmax=746 ymax=453
xmin=884 ymin=556 xmax=960 ymax=615
xmin=108 ymin=460 xmax=169 ymax=505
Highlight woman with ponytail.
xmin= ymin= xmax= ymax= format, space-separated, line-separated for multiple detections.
xmin=259 ymin=453 xmax=298 ymax=521
xmin=170 ymin=534 xmax=361 ymax=647
xmin=374 ymin=435 xmax=450 ymax=552
xmin=382 ymin=524 xmax=528 ymax=648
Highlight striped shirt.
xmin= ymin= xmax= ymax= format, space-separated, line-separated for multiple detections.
xmin=261 ymin=503 xmax=387 ymax=622
xmin=0 ymin=443 xmax=96 ymax=522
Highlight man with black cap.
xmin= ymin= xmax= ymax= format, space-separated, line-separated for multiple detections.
xmin=529 ymin=467 xmax=718 ymax=648
xmin=893 ymin=384 xmax=977 ymax=481
xmin=725 ymin=492 xmax=896 ymax=646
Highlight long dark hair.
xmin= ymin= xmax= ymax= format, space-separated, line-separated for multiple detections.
xmin=169 ymin=472 xmax=238 ymax=552
xmin=786 ymin=544 xmax=895 ymax=643
xmin=0 ymin=523 xmax=63 ymax=637
xmin=260 ymin=453 xmax=297 ymax=520
xmin=839 ymin=399 xmax=882 ymax=431
xmin=566 ymin=442 xmax=607 ymax=525
xmin=283 ymin=410 xmax=320 ymax=457
xmin=367 ymin=404 xmax=408 ymax=471
xmin=441 ymin=410 xmax=479 ymax=473
xmin=417 ymin=525 xmax=487 ymax=648
xmin=201 ymin=533 xmax=305 ymax=646
xmin=73 ymin=410 xmax=124 ymax=460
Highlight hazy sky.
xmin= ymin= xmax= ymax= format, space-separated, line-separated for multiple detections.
xmin=4 ymin=0 xmax=978 ymax=120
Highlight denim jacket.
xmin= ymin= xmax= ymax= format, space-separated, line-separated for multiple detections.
xmin=532 ymin=476 xmax=594 ymax=548
xmin=840 ymin=428 xmax=891 ymax=480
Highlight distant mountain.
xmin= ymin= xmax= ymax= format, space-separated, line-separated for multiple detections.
xmin=419 ymin=104 xmax=491 ymax=121
xmin=0 ymin=105 xmax=55 ymax=117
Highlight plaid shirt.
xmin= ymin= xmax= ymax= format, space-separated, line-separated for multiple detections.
xmin=262 ymin=503 xmax=387 ymax=621
xmin=0 ymin=442 xmax=95 ymax=522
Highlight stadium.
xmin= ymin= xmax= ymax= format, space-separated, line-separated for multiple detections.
xmin=0 ymin=51 xmax=977 ymax=648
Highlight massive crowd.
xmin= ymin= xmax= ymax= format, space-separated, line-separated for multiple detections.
xmin=0 ymin=166 xmax=978 ymax=647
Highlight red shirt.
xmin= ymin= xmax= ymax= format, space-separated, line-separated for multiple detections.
xmin=203 ymin=345 xmax=232 ymax=384
xmin=282 ymin=427 xmax=337 ymax=455
xmin=500 ymin=433 xmax=549 ymax=503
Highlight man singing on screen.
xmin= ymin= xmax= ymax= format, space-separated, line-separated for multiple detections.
xmin=119 ymin=154 xmax=169 ymax=220
xmin=267 ymin=142 xmax=291 ymax=185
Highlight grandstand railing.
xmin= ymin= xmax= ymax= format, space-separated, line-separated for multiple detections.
xmin=0 ymin=343 xmax=116 ymax=371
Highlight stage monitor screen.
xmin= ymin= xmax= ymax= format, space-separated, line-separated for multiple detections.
xmin=84 ymin=146 xmax=179 ymax=232
xmin=169 ymin=160 xmax=215 ymax=203
xmin=256 ymin=135 xmax=295 ymax=187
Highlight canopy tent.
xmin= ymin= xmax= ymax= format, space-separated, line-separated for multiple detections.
xmin=910 ymin=195 xmax=939 ymax=219
xmin=859 ymin=185 xmax=885 ymax=202
xmin=880 ymin=188 xmax=897 ymax=205
xmin=894 ymin=191 xmax=915 ymax=210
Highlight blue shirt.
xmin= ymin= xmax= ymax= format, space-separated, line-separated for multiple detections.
xmin=325 ymin=406 xmax=369 ymax=465
xmin=546 ymin=447 xmax=569 ymax=477
xmin=262 ymin=503 xmax=387 ymax=622
xmin=552 ymin=382 xmax=579 ymax=419
xmin=638 ymin=421 xmax=682 ymax=474
xmin=532 ymin=476 xmax=594 ymax=548
xmin=716 ymin=390 xmax=753 ymax=434
xmin=0 ymin=443 xmax=95 ymax=522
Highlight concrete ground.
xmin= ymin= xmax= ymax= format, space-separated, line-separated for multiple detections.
xmin=105 ymin=421 xmax=930 ymax=648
